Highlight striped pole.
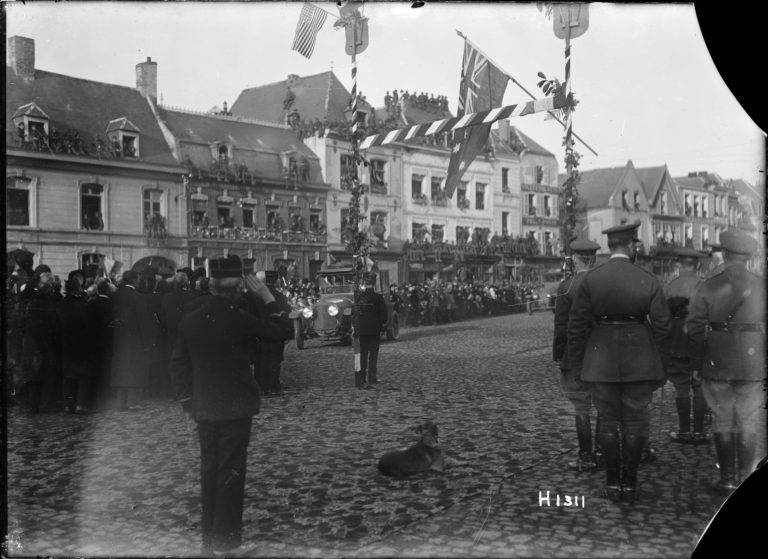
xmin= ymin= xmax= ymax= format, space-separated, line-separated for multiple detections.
xmin=563 ymin=21 xmax=573 ymax=259
xmin=360 ymin=95 xmax=565 ymax=150
xmin=349 ymin=23 xmax=363 ymax=386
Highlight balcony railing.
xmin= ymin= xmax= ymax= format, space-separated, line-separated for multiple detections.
xmin=190 ymin=226 xmax=326 ymax=243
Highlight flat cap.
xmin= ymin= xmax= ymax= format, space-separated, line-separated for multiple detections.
xmin=570 ymin=239 xmax=601 ymax=255
xmin=208 ymin=255 xmax=243 ymax=278
xmin=673 ymin=247 xmax=706 ymax=259
xmin=602 ymin=220 xmax=641 ymax=242
xmin=720 ymin=229 xmax=758 ymax=255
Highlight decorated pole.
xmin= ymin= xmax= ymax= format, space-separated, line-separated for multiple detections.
xmin=337 ymin=2 xmax=370 ymax=388
xmin=552 ymin=3 xmax=589 ymax=263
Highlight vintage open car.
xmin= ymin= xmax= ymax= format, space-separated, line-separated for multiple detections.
xmin=289 ymin=267 xmax=400 ymax=349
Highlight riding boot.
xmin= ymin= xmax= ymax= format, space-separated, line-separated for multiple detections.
xmin=711 ymin=432 xmax=738 ymax=494
xmin=599 ymin=432 xmax=621 ymax=502
xmin=620 ymin=434 xmax=646 ymax=503
xmin=736 ymin=432 xmax=758 ymax=483
xmin=691 ymin=388 xmax=709 ymax=443
xmin=569 ymin=416 xmax=597 ymax=471
xmin=669 ymin=397 xmax=692 ymax=442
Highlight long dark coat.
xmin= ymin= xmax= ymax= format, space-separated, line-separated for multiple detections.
xmin=170 ymin=296 xmax=293 ymax=422
xmin=552 ymin=271 xmax=588 ymax=369
xmin=357 ymin=288 xmax=387 ymax=336
xmin=21 ymin=290 xmax=61 ymax=384
xmin=110 ymin=285 xmax=152 ymax=388
xmin=567 ymin=257 xmax=672 ymax=383
xmin=56 ymin=294 xmax=98 ymax=379
xmin=686 ymin=262 xmax=765 ymax=381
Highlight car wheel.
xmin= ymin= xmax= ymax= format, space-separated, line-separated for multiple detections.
xmin=294 ymin=319 xmax=305 ymax=350
xmin=386 ymin=312 xmax=400 ymax=340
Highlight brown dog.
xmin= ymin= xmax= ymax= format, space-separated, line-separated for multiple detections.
xmin=378 ymin=421 xmax=445 ymax=477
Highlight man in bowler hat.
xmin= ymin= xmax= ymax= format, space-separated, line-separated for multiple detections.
xmin=356 ymin=272 xmax=387 ymax=388
xmin=568 ymin=221 xmax=672 ymax=503
xmin=170 ymin=255 xmax=293 ymax=555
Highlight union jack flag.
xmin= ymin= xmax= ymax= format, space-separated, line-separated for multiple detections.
xmin=445 ymin=40 xmax=508 ymax=197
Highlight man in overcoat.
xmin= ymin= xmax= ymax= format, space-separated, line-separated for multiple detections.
xmin=110 ymin=271 xmax=152 ymax=410
xmin=686 ymin=229 xmax=766 ymax=494
xmin=553 ymin=239 xmax=601 ymax=471
xmin=568 ymin=221 xmax=672 ymax=503
xmin=57 ymin=279 xmax=98 ymax=413
xmin=170 ymin=256 xmax=293 ymax=555
xmin=356 ymin=272 xmax=388 ymax=388
xmin=663 ymin=247 xmax=708 ymax=443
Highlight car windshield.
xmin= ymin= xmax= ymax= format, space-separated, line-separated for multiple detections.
xmin=318 ymin=274 xmax=355 ymax=294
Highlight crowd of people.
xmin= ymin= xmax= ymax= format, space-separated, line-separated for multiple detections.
xmin=5 ymin=256 xmax=292 ymax=416
xmin=272 ymin=276 xmax=547 ymax=325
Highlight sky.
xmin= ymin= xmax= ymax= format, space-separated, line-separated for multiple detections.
xmin=5 ymin=1 xmax=766 ymax=188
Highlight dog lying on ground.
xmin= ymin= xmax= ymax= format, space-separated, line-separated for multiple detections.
xmin=378 ymin=421 xmax=445 ymax=477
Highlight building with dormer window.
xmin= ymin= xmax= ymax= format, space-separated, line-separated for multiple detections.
xmin=6 ymin=36 xmax=186 ymax=278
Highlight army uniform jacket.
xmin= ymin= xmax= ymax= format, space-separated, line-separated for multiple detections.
xmin=170 ymin=296 xmax=293 ymax=421
xmin=663 ymin=271 xmax=702 ymax=359
xmin=567 ymin=257 xmax=672 ymax=383
xmin=357 ymin=288 xmax=387 ymax=336
xmin=553 ymin=271 xmax=588 ymax=369
xmin=685 ymin=262 xmax=765 ymax=381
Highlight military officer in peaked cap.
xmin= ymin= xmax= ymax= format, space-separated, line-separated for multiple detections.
xmin=664 ymin=247 xmax=709 ymax=444
xmin=553 ymin=239 xmax=602 ymax=472
xmin=686 ymin=229 xmax=766 ymax=495
xmin=170 ymin=255 xmax=293 ymax=555
xmin=567 ymin=221 xmax=672 ymax=503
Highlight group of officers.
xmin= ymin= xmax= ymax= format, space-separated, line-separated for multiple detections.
xmin=553 ymin=221 xmax=764 ymax=503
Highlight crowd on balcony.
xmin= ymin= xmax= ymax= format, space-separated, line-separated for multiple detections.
xmin=404 ymin=229 xmax=543 ymax=256
xmin=13 ymin=123 xmax=136 ymax=160
xmin=190 ymin=211 xmax=327 ymax=243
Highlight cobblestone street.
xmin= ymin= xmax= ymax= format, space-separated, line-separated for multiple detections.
xmin=6 ymin=312 xmax=740 ymax=557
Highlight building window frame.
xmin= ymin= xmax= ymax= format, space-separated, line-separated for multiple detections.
xmin=369 ymin=159 xmax=388 ymax=193
xmin=6 ymin=175 xmax=38 ymax=227
xmin=80 ymin=181 xmax=107 ymax=231
xmin=142 ymin=186 xmax=167 ymax=233
xmin=475 ymin=182 xmax=486 ymax=210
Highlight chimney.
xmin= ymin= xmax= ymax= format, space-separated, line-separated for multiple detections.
xmin=8 ymin=36 xmax=35 ymax=79
xmin=136 ymin=57 xmax=158 ymax=103
xmin=497 ymin=119 xmax=510 ymax=142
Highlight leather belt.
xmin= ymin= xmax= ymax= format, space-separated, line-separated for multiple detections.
xmin=594 ymin=315 xmax=646 ymax=324
xmin=708 ymin=322 xmax=765 ymax=333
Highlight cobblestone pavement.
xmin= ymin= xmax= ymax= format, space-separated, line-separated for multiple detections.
xmin=5 ymin=312 xmax=756 ymax=558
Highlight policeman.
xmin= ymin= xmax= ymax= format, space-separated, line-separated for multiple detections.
xmin=170 ymin=256 xmax=293 ymax=555
xmin=567 ymin=221 xmax=672 ymax=503
xmin=664 ymin=247 xmax=709 ymax=444
xmin=553 ymin=239 xmax=601 ymax=471
xmin=355 ymin=272 xmax=387 ymax=388
xmin=686 ymin=229 xmax=766 ymax=494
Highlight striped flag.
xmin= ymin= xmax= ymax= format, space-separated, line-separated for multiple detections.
xmin=445 ymin=40 xmax=508 ymax=197
xmin=291 ymin=3 xmax=328 ymax=59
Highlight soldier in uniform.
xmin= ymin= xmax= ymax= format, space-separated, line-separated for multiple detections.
xmin=356 ymin=272 xmax=388 ymax=388
xmin=664 ymin=247 xmax=709 ymax=444
xmin=170 ymin=256 xmax=293 ymax=555
xmin=568 ymin=221 xmax=672 ymax=503
xmin=553 ymin=239 xmax=601 ymax=471
xmin=686 ymin=229 xmax=766 ymax=494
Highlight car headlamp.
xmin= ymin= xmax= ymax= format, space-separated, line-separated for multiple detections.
xmin=328 ymin=304 xmax=339 ymax=317
xmin=302 ymin=307 xmax=313 ymax=319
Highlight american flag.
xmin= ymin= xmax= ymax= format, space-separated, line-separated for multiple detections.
xmin=445 ymin=40 xmax=508 ymax=197
xmin=291 ymin=3 xmax=328 ymax=59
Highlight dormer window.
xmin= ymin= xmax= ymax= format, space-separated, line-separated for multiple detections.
xmin=12 ymin=102 xmax=50 ymax=148
xmin=106 ymin=117 xmax=141 ymax=158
